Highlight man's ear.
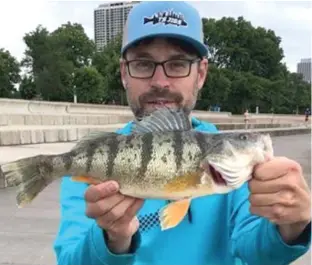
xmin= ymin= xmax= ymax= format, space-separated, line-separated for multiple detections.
xmin=120 ymin=58 xmax=127 ymax=89
xmin=197 ymin=57 xmax=208 ymax=91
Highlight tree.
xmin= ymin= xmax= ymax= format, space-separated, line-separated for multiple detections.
xmin=19 ymin=75 xmax=36 ymax=99
xmin=203 ymin=16 xmax=284 ymax=79
xmin=0 ymin=48 xmax=21 ymax=97
xmin=21 ymin=22 xmax=96 ymax=102
xmin=73 ymin=66 xmax=104 ymax=103
xmin=92 ymin=35 xmax=125 ymax=104
xmin=51 ymin=22 xmax=95 ymax=68
xmin=197 ymin=64 xmax=231 ymax=110
xmin=21 ymin=25 xmax=51 ymax=78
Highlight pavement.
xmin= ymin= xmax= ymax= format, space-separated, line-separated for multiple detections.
xmin=0 ymin=134 xmax=311 ymax=265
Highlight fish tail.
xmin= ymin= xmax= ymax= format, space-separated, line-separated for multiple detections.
xmin=1 ymin=155 xmax=56 ymax=208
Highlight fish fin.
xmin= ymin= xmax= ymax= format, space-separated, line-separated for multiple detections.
xmin=159 ymin=198 xmax=191 ymax=230
xmin=72 ymin=131 xmax=117 ymax=151
xmin=71 ymin=175 xmax=102 ymax=185
xmin=132 ymin=107 xmax=192 ymax=134
xmin=0 ymin=155 xmax=55 ymax=208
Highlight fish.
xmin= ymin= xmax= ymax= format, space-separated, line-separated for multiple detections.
xmin=0 ymin=107 xmax=274 ymax=230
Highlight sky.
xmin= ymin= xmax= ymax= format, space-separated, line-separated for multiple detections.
xmin=0 ymin=0 xmax=311 ymax=73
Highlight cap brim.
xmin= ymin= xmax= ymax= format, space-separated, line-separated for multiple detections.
xmin=121 ymin=33 xmax=208 ymax=57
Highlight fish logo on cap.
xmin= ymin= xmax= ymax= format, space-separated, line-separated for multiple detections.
xmin=143 ymin=9 xmax=188 ymax=27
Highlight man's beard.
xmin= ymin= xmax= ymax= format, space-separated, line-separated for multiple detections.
xmin=126 ymin=85 xmax=199 ymax=120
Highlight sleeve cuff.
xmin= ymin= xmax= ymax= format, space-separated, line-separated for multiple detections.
xmin=90 ymin=222 xmax=141 ymax=265
xmin=266 ymin=220 xmax=311 ymax=259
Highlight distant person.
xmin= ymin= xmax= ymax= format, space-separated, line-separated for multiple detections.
xmin=244 ymin=109 xmax=249 ymax=129
xmin=304 ymin=108 xmax=311 ymax=122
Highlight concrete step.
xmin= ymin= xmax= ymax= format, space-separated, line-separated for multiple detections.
xmin=0 ymin=124 xmax=125 ymax=146
xmin=0 ymin=112 xmax=308 ymax=126
xmin=0 ymin=123 xmax=310 ymax=146
xmin=0 ymin=113 xmax=133 ymax=126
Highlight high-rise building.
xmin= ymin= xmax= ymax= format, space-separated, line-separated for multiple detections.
xmin=297 ymin=58 xmax=311 ymax=83
xmin=94 ymin=1 xmax=139 ymax=50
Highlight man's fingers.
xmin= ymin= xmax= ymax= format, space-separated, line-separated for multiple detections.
xmin=116 ymin=199 xmax=144 ymax=225
xmin=108 ymin=216 xmax=141 ymax=241
xmin=86 ymin=193 xmax=125 ymax=219
xmin=85 ymin=181 xmax=119 ymax=203
xmin=98 ymin=197 xmax=136 ymax=229
xmin=248 ymin=177 xmax=294 ymax=194
xmin=253 ymin=157 xmax=301 ymax=181
xmin=250 ymin=204 xmax=288 ymax=222
xmin=249 ymin=190 xmax=296 ymax=207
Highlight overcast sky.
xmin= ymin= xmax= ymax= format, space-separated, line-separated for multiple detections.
xmin=0 ymin=0 xmax=311 ymax=73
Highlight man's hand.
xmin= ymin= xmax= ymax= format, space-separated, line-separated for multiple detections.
xmin=248 ymin=156 xmax=311 ymax=244
xmin=84 ymin=180 xmax=144 ymax=254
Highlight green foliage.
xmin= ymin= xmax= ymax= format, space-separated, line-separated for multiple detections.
xmin=0 ymin=48 xmax=21 ymax=97
xmin=73 ymin=66 xmax=104 ymax=103
xmin=0 ymin=16 xmax=310 ymax=114
xmin=92 ymin=35 xmax=126 ymax=104
xmin=20 ymin=23 xmax=94 ymax=101
xmin=199 ymin=16 xmax=310 ymax=113
xmin=19 ymin=75 xmax=36 ymax=99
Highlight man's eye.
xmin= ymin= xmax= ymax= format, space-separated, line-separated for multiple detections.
xmin=134 ymin=61 xmax=152 ymax=68
xmin=169 ymin=61 xmax=187 ymax=68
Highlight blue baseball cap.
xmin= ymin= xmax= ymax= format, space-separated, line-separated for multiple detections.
xmin=121 ymin=1 xmax=208 ymax=57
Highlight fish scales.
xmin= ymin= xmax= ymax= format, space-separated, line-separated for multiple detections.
xmin=145 ymin=132 xmax=178 ymax=183
xmin=180 ymin=131 xmax=204 ymax=174
xmin=110 ymin=133 xmax=144 ymax=185
xmin=84 ymin=144 xmax=110 ymax=179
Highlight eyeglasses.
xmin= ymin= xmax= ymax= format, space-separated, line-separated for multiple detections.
xmin=125 ymin=58 xmax=201 ymax=79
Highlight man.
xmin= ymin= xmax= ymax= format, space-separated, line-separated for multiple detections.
xmin=53 ymin=2 xmax=311 ymax=265
xmin=305 ymin=108 xmax=311 ymax=123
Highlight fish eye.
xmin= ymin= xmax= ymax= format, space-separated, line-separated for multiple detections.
xmin=239 ymin=134 xmax=248 ymax=141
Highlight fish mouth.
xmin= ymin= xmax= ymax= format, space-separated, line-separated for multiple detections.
xmin=207 ymin=158 xmax=254 ymax=188
xmin=208 ymin=164 xmax=227 ymax=186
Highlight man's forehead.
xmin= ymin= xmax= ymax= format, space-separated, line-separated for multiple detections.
xmin=126 ymin=37 xmax=192 ymax=59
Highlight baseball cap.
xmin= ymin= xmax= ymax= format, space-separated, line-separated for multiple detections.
xmin=121 ymin=1 xmax=208 ymax=57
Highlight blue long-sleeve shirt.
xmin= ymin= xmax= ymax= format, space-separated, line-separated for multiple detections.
xmin=53 ymin=117 xmax=311 ymax=265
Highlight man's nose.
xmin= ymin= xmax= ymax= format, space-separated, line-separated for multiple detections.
xmin=150 ymin=64 xmax=170 ymax=88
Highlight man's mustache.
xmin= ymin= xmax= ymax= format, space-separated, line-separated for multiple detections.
xmin=139 ymin=87 xmax=183 ymax=105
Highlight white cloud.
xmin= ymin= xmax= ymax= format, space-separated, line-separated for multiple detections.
xmin=0 ymin=0 xmax=311 ymax=73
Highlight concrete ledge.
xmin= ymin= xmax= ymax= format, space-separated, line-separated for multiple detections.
xmin=0 ymin=98 xmax=307 ymax=121
xmin=221 ymin=127 xmax=311 ymax=137
xmin=0 ymin=111 xmax=308 ymax=126
xmin=0 ymin=123 xmax=310 ymax=146
xmin=0 ymin=113 xmax=134 ymax=126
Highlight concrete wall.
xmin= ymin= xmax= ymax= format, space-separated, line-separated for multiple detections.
xmin=0 ymin=98 xmax=307 ymax=126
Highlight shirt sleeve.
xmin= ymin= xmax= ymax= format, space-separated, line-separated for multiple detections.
xmin=53 ymin=177 xmax=141 ymax=265
xmin=230 ymin=182 xmax=311 ymax=265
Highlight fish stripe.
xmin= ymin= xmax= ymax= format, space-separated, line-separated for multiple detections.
xmin=173 ymin=131 xmax=183 ymax=174
xmin=85 ymin=141 xmax=97 ymax=173
xmin=125 ymin=133 xmax=136 ymax=146
xmin=62 ymin=152 xmax=74 ymax=171
xmin=106 ymin=135 xmax=120 ymax=177
xmin=194 ymin=131 xmax=208 ymax=155
xmin=138 ymin=133 xmax=154 ymax=179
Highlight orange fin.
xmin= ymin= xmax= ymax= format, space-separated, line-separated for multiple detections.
xmin=159 ymin=198 xmax=191 ymax=231
xmin=71 ymin=176 xmax=101 ymax=185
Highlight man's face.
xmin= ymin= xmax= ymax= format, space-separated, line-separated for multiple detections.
xmin=120 ymin=38 xmax=208 ymax=118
